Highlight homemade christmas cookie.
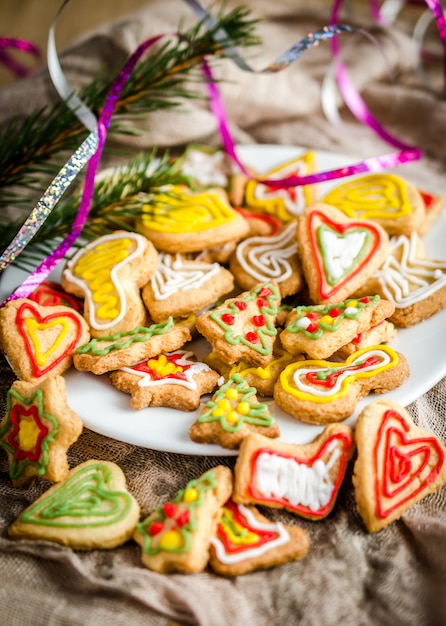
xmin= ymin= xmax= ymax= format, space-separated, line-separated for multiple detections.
xmin=353 ymin=399 xmax=446 ymax=533
xmin=176 ymin=144 xmax=232 ymax=189
xmin=189 ymin=373 xmax=280 ymax=450
xmin=209 ymin=499 xmax=310 ymax=576
xmin=296 ymin=203 xmax=389 ymax=305
xmin=0 ymin=298 xmax=90 ymax=383
xmin=195 ymin=282 xmax=281 ymax=368
xmin=233 ymin=425 xmax=355 ymax=520
xmin=334 ymin=320 xmax=396 ymax=359
xmin=73 ymin=317 xmax=191 ymax=375
xmin=273 ymin=345 xmax=410 ymax=424
xmin=9 ymin=460 xmax=140 ymax=549
xmin=358 ymin=232 xmax=446 ymax=327
xmin=321 ymin=173 xmax=425 ymax=236
xmin=61 ymin=230 xmax=158 ymax=337
xmin=136 ymin=187 xmax=250 ymax=254
xmin=243 ymin=152 xmax=317 ymax=223
xmin=141 ymin=252 xmax=234 ymax=323
xmin=229 ymin=220 xmax=303 ymax=297
xmin=133 ymin=465 xmax=233 ymax=574
xmin=417 ymin=188 xmax=445 ymax=236
xmin=109 ymin=350 xmax=221 ymax=411
xmin=0 ymin=376 xmax=83 ymax=488
xmin=29 ymin=280 xmax=83 ymax=312
xmin=280 ymin=295 xmax=395 ymax=360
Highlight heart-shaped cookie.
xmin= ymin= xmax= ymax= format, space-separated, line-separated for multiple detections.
xmin=353 ymin=399 xmax=446 ymax=532
xmin=8 ymin=460 xmax=140 ymax=549
xmin=0 ymin=298 xmax=90 ymax=383
xmin=297 ymin=203 xmax=389 ymax=304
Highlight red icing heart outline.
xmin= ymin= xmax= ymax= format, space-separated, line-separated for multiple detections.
xmin=308 ymin=209 xmax=383 ymax=300
xmin=248 ymin=431 xmax=353 ymax=518
xmin=374 ymin=409 xmax=445 ymax=519
xmin=16 ymin=302 xmax=84 ymax=377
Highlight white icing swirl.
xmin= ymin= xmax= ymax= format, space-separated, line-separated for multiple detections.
xmin=320 ymin=228 xmax=367 ymax=281
xmin=151 ymin=253 xmax=221 ymax=301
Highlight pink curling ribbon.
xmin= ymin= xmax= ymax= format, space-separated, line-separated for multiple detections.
xmin=0 ymin=37 xmax=41 ymax=78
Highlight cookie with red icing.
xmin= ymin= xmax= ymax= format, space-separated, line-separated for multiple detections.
xmin=0 ymin=298 xmax=90 ymax=383
xmin=233 ymin=425 xmax=355 ymax=520
xmin=0 ymin=376 xmax=83 ymax=487
xmin=209 ymin=499 xmax=310 ymax=576
xmin=353 ymin=398 xmax=446 ymax=533
xmin=296 ymin=203 xmax=389 ymax=305
xmin=133 ymin=465 xmax=233 ymax=574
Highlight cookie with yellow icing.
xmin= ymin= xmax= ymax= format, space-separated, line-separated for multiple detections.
xmin=273 ymin=345 xmax=410 ymax=425
xmin=353 ymin=399 xmax=446 ymax=533
xmin=209 ymin=499 xmax=310 ymax=576
xmin=321 ymin=173 xmax=425 ymax=237
xmin=0 ymin=298 xmax=90 ymax=384
xmin=9 ymin=460 xmax=140 ymax=549
xmin=233 ymin=425 xmax=355 ymax=520
xmin=189 ymin=373 xmax=280 ymax=450
xmin=0 ymin=376 xmax=83 ymax=488
xmin=61 ymin=230 xmax=158 ymax=338
xmin=133 ymin=465 xmax=233 ymax=574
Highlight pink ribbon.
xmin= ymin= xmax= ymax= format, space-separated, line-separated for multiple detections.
xmin=0 ymin=37 xmax=41 ymax=77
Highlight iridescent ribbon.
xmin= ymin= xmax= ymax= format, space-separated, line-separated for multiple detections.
xmin=0 ymin=36 xmax=41 ymax=78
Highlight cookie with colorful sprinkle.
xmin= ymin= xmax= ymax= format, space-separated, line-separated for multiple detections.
xmin=209 ymin=499 xmax=310 ymax=576
xmin=189 ymin=373 xmax=280 ymax=450
xmin=133 ymin=465 xmax=233 ymax=574
xmin=0 ymin=376 xmax=83 ymax=488
xmin=233 ymin=425 xmax=355 ymax=520
xmin=9 ymin=459 xmax=140 ymax=549
xmin=352 ymin=399 xmax=446 ymax=533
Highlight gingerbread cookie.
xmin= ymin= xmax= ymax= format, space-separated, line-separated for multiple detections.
xmin=61 ymin=230 xmax=158 ymax=337
xmin=233 ymin=425 xmax=355 ymax=519
xmin=353 ymin=399 xmax=446 ymax=533
xmin=9 ymin=460 xmax=140 ymax=549
xmin=195 ymin=282 xmax=281 ymax=368
xmin=73 ymin=317 xmax=191 ymax=375
xmin=133 ymin=465 xmax=233 ymax=574
xmin=209 ymin=499 xmax=310 ymax=576
xmin=189 ymin=373 xmax=280 ymax=449
xmin=109 ymin=350 xmax=221 ymax=411
xmin=0 ymin=376 xmax=83 ymax=487
xmin=280 ymin=295 xmax=395 ymax=359
xmin=273 ymin=345 xmax=410 ymax=424
xmin=229 ymin=220 xmax=303 ymax=297
xmin=296 ymin=203 xmax=389 ymax=305
xmin=0 ymin=298 xmax=90 ymax=383
xmin=141 ymin=252 xmax=234 ymax=323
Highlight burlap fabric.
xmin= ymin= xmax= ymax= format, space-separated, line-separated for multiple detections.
xmin=0 ymin=2 xmax=445 ymax=624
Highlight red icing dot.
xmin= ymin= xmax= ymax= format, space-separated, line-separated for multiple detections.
xmin=307 ymin=322 xmax=318 ymax=333
xmin=306 ymin=312 xmax=318 ymax=320
xmin=259 ymin=287 xmax=272 ymax=297
xmin=149 ymin=521 xmax=163 ymax=536
xmin=246 ymin=331 xmax=260 ymax=343
xmin=163 ymin=502 xmax=177 ymax=518
xmin=177 ymin=510 xmax=190 ymax=527
xmin=360 ymin=297 xmax=370 ymax=304
xmin=252 ymin=315 xmax=265 ymax=327
xmin=329 ymin=307 xmax=341 ymax=317
xmin=221 ymin=313 xmax=235 ymax=325
xmin=234 ymin=301 xmax=247 ymax=311
xmin=257 ymin=298 xmax=268 ymax=309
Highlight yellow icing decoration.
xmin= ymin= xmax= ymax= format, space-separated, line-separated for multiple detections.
xmin=319 ymin=315 xmax=334 ymax=326
xmin=226 ymin=411 xmax=239 ymax=423
xmin=237 ymin=401 xmax=250 ymax=415
xmin=18 ymin=419 xmax=39 ymax=452
xmin=217 ymin=399 xmax=232 ymax=413
xmin=24 ymin=317 xmax=71 ymax=367
xmin=225 ymin=388 xmax=239 ymax=401
xmin=159 ymin=530 xmax=183 ymax=550
xmin=222 ymin=508 xmax=260 ymax=546
xmin=147 ymin=354 xmax=183 ymax=377
xmin=141 ymin=188 xmax=238 ymax=233
xmin=228 ymin=349 xmax=295 ymax=381
xmin=183 ymin=487 xmax=199 ymax=503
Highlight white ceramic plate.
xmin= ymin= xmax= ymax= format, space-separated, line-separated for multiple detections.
xmin=2 ymin=144 xmax=446 ymax=456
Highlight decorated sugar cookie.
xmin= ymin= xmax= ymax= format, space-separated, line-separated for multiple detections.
xmin=9 ymin=460 xmax=140 ymax=549
xmin=109 ymin=350 xmax=221 ymax=411
xmin=61 ymin=230 xmax=158 ymax=337
xmin=73 ymin=317 xmax=191 ymax=375
xmin=209 ymin=499 xmax=310 ymax=576
xmin=244 ymin=152 xmax=317 ymax=223
xmin=136 ymin=186 xmax=249 ymax=254
xmin=134 ymin=465 xmax=233 ymax=574
xmin=280 ymin=295 xmax=395 ymax=359
xmin=177 ymin=144 xmax=232 ymax=189
xmin=196 ymin=282 xmax=281 ymax=368
xmin=233 ymin=426 xmax=355 ymax=520
xmin=29 ymin=280 xmax=83 ymax=312
xmin=359 ymin=232 xmax=446 ymax=327
xmin=296 ymin=203 xmax=389 ymax=304
xmin=353 ymin=399 xmax=446 ymax=533
xmin=189 ymin=373 xmax=280 ymax=449
xmin=333 ymin=319 xmax=396 ymax=359
xmin=0 ymin=298 xmax=90 ymax=383
xmin=417 ymin=188 xmax=446 ymax=236
xmin=322 ymin=173 xmax=425 ymax=236
xmin=229 ymin=220 xmax=303 ymax=297
xmin=273 ymin=345 xmax=410 ymax=424
xmin=0 ymin=376 xmax=83 ymax=487
xmin=142 ymin=252 xmax=234 ymax=323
